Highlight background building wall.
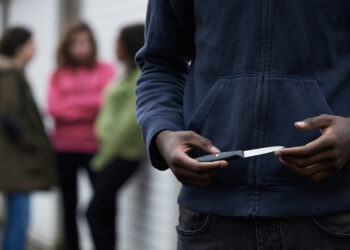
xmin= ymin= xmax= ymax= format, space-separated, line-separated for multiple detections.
xmin=1 ymin=0 xmax=180 ymax=249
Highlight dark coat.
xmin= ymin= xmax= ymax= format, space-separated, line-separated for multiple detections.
xmin=136 ymin=0 xmax=350 ymax=217
xmin=0 ymin=56 xmax=56 ymax=192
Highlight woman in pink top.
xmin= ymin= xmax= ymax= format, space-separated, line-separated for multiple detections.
xmin=47 ymin=21 xmax=114 ymax=250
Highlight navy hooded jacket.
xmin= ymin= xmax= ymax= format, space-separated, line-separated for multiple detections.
xmin=135 ymin=0 xmax=350 ymax=217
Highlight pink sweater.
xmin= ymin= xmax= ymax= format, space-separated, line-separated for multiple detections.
xmin=47 ymin=62 xmax=115 ymax=153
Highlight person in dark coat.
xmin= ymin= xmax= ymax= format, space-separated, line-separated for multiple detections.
xmin=0 ymin=27 xmax=56 ymax=250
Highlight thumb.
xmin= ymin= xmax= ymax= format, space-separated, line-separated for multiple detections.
xmin=295 ymin=114 xmax=333 ymax=130
xmin=185 ymin=131 xmax=221 ymax=154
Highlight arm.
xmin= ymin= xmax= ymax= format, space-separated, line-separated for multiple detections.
xmin=136 ymin=0 xmax=227 ymax=186
xmin=47 ymin=73 xmax=85 ymax=121
xmin=68 ymin=64 xmax=115 ymax=110
xmin=92 ymin=95 xmax=141 ymax=170
xmin=47 ymin=68 xmax=113 ymax=122
xmin=135 ymin=0 xmax=196 ymax=170
xmin=1 ymin=113 xmax=22 ymax=141
xmin=0 ymin=71 xmax=30 ymax=143
xmin=275 ymin=114 xmax=350 ymax=181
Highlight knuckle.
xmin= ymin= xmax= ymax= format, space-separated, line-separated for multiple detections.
xmin=319 ymin=114 xmax=330 ymax=120
xmin=320 ymin=114 xmax=333 ymax=122
xmin=186 ymin=130 xmax=196 ymax=138
xmin=305 ymin=118 xmax=315 ymax=126
xmin=202 ymin=138 xmax=212 ymax=146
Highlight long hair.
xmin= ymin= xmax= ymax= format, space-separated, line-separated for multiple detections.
xmin=0 ymin=27 xmax=32 ymax=58
xmin=119 ymin=24 xmax=145 ymax=68
xmin=56 ymin=21 xmax=97 ymax=68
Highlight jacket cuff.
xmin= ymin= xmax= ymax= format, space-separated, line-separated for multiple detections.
xmin=142 ymin=117 xmax=184 ymax=171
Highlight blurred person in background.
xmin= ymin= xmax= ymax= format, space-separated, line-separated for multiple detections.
xmin=87 ymin=24 xmax=145 ymax=250
xmin=0 ymin=27 xmax=56 ymax=250
xmin=47 ymin=21 xmax=114 ymax=250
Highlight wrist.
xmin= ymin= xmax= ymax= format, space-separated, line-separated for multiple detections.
xmin=155 ymin=129 xmax=173 ymax=148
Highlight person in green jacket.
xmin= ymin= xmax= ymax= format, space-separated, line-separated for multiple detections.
xmin=87 ymin=24 xmax=146 ymax=250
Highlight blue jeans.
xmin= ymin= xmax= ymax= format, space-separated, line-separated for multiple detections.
xmin=177 ymin=206 xmax=350 ymax=250
xmin=2 ymin=193 xmax=30 ymax=250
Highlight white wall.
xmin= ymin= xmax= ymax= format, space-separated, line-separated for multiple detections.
xmin=0 ymin=2 xmax=3 ymax=34
xmin=82 ymin=0 xmax=148 ymax=62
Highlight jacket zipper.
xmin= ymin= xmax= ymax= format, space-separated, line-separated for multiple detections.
xmin=252 ymin=0 xmax=270 ymax=217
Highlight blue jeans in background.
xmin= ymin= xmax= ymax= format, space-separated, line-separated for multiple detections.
xmin=2 ymin=193 xmax=30 ymax=250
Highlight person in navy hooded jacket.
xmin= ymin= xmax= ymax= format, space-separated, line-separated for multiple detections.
xmin=135 ymin=1 xmax=350 ymax=249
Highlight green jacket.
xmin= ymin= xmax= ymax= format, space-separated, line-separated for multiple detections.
xmin=0 ymin=56 xmax=56 ymax=192
xmin=91 ymin=68 xmax=145 ymax=171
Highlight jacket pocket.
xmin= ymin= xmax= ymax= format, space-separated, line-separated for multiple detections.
xmin=262 ymin=76 xmax=333 ymax=184
xmin=185 ymin=76 xmax=257 ymax=183
xmin=312 ymin=211 xmax=350 ymax=239
xmin=176 ymin=206 xmax=212 ymax=236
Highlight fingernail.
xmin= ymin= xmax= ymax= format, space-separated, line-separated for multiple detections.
xmin=211 ymin=146 xmax=220 ymax=153
xmin=275 ymin=151 xmax=281 ymax=157
xmin=295 ymin=121 xmax=306 ymax=127
xmin=220 ymin=162 xmax=228 ymax=168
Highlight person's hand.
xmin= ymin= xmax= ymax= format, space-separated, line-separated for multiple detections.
xmin=156 ymin=130 xmax=228 ymax=187
xmin=275 ymin=114 xmax=350 ymax=182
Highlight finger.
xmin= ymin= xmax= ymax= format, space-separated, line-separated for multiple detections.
xmin=280 ymin=149 xmax=337 ymax=168
xmin=309 ymin=170 xmax=338 ymax=182
xmin=173 ymin=168 xmax=218 ymax=187
xmin=173 ymin=151 xmax=228 ymax=173
xmin=280 ymin=157 xmax=335 ymax=177
xmin=275 ymin=134 xmax=332 ymax=158
xmin=172 ymin=166 xmax=219 ymax=182
xmin=184 ymin=131 xmax=221 ymax=154
xmin=295 ymin=114 xmax=334 ymax=130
